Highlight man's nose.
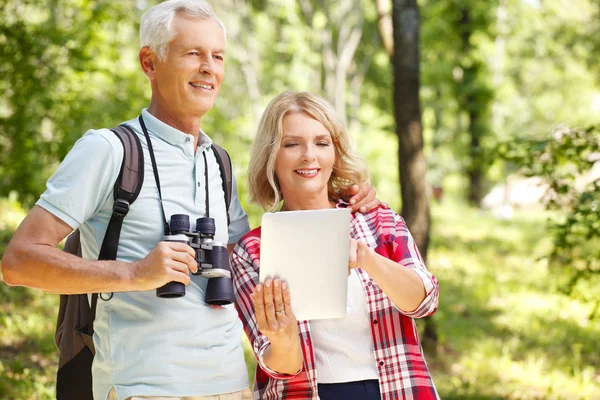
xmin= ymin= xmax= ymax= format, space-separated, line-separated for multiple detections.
xmin=199 ymin=57 xmax=214 ymax=75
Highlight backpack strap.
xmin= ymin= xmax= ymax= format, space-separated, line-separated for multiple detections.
xmin=97 ymin=125 xmax=144 ymax=261
xmin=211 ymin=144 xmax=233 ymax=226
xmin=90 ymin=125 xmax=144 ymax=319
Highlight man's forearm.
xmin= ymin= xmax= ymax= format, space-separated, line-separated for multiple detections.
xmin=2 ymin=242 xmax=134 ymax=294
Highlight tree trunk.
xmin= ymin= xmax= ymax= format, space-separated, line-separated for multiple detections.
xmin=392 ymin=0 xmax=437 ymax=354
xmin=458 ymin=5 xmax=485 ymax=206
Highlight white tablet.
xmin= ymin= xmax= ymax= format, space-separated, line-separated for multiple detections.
xmin=259 ymin=207 xmax=351 ymax=320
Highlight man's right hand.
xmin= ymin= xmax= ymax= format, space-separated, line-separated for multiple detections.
xmin=130 ymin=242 xmax=198 ymax=291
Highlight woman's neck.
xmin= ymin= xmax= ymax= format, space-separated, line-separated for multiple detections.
xmin=280 ymin=194 xmax=336 ymax=211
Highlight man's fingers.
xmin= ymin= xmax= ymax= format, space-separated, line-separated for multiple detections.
xmin=167 ymin=269 xmax=191 ymax=285
xmin=359 ymin=197 xmax=381 ymax=214
xmin=170 ymin=248 xmax=198 ymax=274
xmin=352 ymin=185 xmax=377 ymax=212
xmin=163 ymin=241 xmax=196 ymax=257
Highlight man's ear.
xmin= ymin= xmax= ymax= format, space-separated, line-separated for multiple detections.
xmin=139 ymin=46 xmax=157 ymax=79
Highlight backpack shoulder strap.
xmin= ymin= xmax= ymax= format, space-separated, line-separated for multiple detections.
xmin=97 ymin=125 xmax=144 ymax=261
xmin=211 ymin=143 xmax=233 ymax=226
xmin=90 ymin=125 xmax=144 ymax=316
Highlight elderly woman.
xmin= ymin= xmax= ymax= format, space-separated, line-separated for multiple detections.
xmin=231 ymin=91 xmax=440 ymax=400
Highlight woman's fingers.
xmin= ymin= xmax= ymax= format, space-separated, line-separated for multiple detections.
xmin=349 ymin=238 xmax=358 ymax=274
xmin=262 ymin=278 xmax=279 ymax=329
xmin=273 ymin=278 xmax=285 ymax=319
xmin=253 ymin=284 xmax=269 ymax=331
xmin=282 ymin=281 xmax=293 ymax=318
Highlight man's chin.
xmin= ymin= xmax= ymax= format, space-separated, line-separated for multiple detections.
xmin=193 ymin=101 xmax=216 ymax=117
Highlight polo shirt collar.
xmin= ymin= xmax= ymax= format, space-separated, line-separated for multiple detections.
xmin=141 ymin=108 xmax=213 ymax=149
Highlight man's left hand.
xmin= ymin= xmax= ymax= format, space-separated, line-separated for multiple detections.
xmin=341 ymin=182 xmax=388 ymax=213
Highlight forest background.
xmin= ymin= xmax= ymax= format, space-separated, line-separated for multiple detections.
xmin=1 ymin=0 xmax=599 ymax=399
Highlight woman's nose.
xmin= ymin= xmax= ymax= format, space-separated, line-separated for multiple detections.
xmin=301 ymin=145 xmax=316 ymax=162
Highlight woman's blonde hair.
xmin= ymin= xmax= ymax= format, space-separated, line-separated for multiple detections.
xmin=248 ymin=91 xmax=369 ymax=211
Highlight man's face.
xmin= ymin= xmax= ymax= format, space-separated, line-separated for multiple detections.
xmin=151 ymin=15 xmax=225 ymax=119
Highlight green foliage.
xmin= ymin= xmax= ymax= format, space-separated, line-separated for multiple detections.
xmin=0 ymin=0 xmax=147 ymax=207
xmin=429 ymin=199 xmax=600 ymax=399
xmin=0 ymin=197 xmax=25 ymax=257
xmin=499 ymin=125 xmax=600 ymax=316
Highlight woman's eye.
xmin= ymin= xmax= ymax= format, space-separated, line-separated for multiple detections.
xmin=317 ymin=141 xmax=331 ymax=147
xmin=214 ymin=55 xmax=224 ymax=61
xmin=283 ymin=143 xmax=298 ymax=148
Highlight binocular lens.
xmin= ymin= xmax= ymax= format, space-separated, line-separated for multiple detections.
xmin=171 ymin=214 xmax=191 ymax=233
xmin=156 ymin=282 xmax=186 ymax=298
xmin=196 ymin=217 xmax=216 ymax=236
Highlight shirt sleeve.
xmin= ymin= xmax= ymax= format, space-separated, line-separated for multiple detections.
xmin=231 ymin=238 xmax=303 ymax=380
xmin=227 ymin=171 xmax=251 ymax=244
xmin=36 ymin=129 xmax=123 ymax=230
xmin=374 ymin=212 xmax=439 ymax=318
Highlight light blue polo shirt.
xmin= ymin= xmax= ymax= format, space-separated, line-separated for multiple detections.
xmin=37 ymin=109 xmax=251 ymax=399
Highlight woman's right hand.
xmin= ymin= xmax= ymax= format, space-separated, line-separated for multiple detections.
xmin=251 ymin=277 xmax=298 ymax=344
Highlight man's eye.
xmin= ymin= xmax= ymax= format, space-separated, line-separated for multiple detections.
xmin=189 ymin=52 xmax=199 ymax=56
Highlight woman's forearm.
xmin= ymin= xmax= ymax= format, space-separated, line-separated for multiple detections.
xmin=363 ymin=251 xmax=426 ymax=313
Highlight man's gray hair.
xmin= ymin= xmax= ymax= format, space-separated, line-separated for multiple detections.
xmin=140 ymin=0 xmax=226 ymax=61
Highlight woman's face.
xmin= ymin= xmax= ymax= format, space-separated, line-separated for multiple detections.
xmin=275 ymin=112 xmax=335 ymax=208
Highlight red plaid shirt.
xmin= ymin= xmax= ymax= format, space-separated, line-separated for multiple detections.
xmin=232 ymin=205 xmax=440 ymax=400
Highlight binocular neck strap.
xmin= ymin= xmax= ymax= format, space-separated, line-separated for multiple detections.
xmin=138 ymin=115 xmax=170 ymax=236
xmin=203 ymin=152 xmax=210 ymax=219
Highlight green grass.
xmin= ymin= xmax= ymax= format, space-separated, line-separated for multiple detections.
xmin=1 ymin=198 xmax=599 ymax=399
xmin=427 ymin=199 xmax=600 ymax=400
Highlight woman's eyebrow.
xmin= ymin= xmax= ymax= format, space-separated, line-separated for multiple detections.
xmin=282 ymin=134 xmax=331 ymax=140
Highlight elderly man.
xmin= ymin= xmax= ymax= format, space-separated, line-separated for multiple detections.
xmin=2 ymin=1 xmax=379 ymax=399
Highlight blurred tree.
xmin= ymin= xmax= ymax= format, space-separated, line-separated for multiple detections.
xmin=500 ymin=125 xmax=600 ymax=318
xmin=0 ymin=0 xmax=147 ymax=207
xmin=452 ymin=0 xmax=496 ymax=205
xmin=391 ymin=0 xmax=437 ymax=352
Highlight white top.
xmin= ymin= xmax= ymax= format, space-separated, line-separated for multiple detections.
xmin=309 ymin=270 xmax=379 ymax=383
xmin=38 ymin=109 xmax=251 ymax=399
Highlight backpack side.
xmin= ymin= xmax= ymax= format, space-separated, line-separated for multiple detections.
xmin=211 ymin=143 xmax=233 ymax=226
xmin=54 ymin=125 xmax=143 ymax=400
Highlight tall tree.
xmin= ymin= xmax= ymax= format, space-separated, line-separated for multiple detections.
xmin=392 ymin=0 xmax=430 ymax=257
xmin=453 ymin=1 xmax=495 ymax=205
xmin=391 ymin=0 xmax=436 ymax=352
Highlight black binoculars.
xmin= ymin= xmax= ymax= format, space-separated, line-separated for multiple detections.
xmin=157 ymin=214 xmax=234 ymax=305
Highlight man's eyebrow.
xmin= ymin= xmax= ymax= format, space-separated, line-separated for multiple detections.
xmin=178 ymin=44 xmax=225 ymax=54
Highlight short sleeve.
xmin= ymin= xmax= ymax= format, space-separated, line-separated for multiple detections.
xmin=36 ymin=129 xmax=123 ymax=230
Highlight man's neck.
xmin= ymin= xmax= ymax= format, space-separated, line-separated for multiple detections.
xmin=147 ymin=102 xmax=202 ymax=139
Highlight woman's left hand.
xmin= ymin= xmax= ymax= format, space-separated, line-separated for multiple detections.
xmin=251 ymin=278 xmax=298 ymax=345
xmin=349 ymin=238 xmax=375 ymax=274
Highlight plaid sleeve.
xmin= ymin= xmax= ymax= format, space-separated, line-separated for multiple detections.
xmin=231 ymin=237 xmax=303 ymax=380
xmin=374 ymin=212 xmax=439 ymax=318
